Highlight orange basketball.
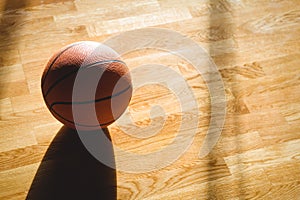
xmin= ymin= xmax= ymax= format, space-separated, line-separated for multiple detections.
xmin=41 ymin=41 xmax=132 ymax=131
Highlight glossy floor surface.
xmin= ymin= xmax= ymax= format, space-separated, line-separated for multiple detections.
xmin=0 ymin=0 xmax=300 ymax=199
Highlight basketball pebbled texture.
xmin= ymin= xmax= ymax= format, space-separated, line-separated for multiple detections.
xmin=41 ymin=41 xmax=132 ymax=130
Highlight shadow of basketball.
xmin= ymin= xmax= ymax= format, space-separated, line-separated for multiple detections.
xmin=26 ymin=126 xmax=116 ymax=200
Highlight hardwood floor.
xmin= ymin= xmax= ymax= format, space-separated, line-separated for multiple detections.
xmin=0 ymin=0 xmax=299 ymax=199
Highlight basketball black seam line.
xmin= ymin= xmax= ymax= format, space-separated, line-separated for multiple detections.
xmin=49 ymin=85 xmax=131 ymax=127
xmin=50 ymin=84 xmax=131 ymax=109
xmin=41 ymin=42 xmax=83 ymax=88
xmin=43 ymin=59 xmax=126 ymax=98
xmin=51 ymin=106 xmax=116 ymax=127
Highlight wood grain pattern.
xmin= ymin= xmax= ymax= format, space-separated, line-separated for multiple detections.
xmin=0 ymin=0 xmax=300 ymax=199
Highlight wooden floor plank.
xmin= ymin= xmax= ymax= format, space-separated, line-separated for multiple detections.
xmin=0 ymin=0 xmax=299 ymax=199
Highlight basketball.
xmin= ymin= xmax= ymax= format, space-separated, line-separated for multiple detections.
xmin=41 ymin=41 xmax=132 ymax=131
